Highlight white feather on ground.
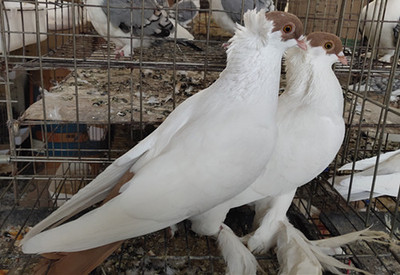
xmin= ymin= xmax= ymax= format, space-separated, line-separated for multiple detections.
xmin=332 ymin=149 xmax=400 ymax=201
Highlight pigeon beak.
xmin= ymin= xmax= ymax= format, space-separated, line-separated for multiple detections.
xmin=337 ymin=52 xmax=348 ymax=65
xmin=296 ymin=36 xmax=307 ymax=50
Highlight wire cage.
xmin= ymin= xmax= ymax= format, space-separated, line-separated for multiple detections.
xmin=0 ymin=0 xmax=400 ymax=274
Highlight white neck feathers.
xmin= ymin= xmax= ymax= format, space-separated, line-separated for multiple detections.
xmin=216 ymin=10 xmax=285 ymax=101
xmin=284 ymin=49 xmax=343 ymax=113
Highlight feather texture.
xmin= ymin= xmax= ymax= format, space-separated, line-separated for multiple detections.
xmin=218 ymin=224 xmax=259 ymax=275
xmin=332 ymin=149 xmax=400 ymax=201
xmin=243 ymin=32 xmax=346 ymax=253
xmin=22 ymin=10 xmax=305 ymax=273
xmin=275 ymin=220 xmax=389 ymax=275
xmin=85 ymin=0 xmax=194 ymax=57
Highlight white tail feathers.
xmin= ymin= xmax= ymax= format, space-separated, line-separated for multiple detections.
xmin=217 ymin=224 xmax=260 ymax=275
xmin=276 ymin=220 xmax=323 ymax=275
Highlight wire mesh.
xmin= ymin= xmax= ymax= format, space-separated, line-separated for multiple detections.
xmin=0 ymin=0 xmax=400 ymax=274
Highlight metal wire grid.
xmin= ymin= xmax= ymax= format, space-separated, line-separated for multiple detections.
xmin=0 ymin=0 xmax=228 ymax=72
xmin=296 ymin=178 xmax=400 ymax=275
xmin=0 ymin=0 xmax=400 ymax=274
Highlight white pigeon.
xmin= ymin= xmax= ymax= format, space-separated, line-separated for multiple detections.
xmin=332 ymin=149 xmax=400 ymax=201
xmin=211 ymin=0 xmax=275 ymax=34
xmin=360 ymin=0 xmax=400 ymax=63
xmin=239 ymin=32 xmax=347 ymax=254
xmin=85 ymin=0 xmax=195 ymax=57
xmin=21 ymin=10 xmax=305 ymax=274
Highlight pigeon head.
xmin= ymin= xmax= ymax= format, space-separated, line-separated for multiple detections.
xmin=306 ymin=32 xmax=348 ymax=65
xmin=265 ymin=11 xmax=306 ymax=50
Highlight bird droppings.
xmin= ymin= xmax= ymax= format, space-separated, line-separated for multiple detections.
xmin=21 ymin=68 xmax=220 ymax=125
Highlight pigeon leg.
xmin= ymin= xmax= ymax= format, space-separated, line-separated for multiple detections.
xmin=190 ymin=205 xmax=259 ymax=275
xmin=246 ymin=189 xmax=296 ymax=254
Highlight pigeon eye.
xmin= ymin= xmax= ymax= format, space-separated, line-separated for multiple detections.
xmin=324 ymin=42 xmax=333 ymax=50
xmin=282 ymin=24 xmax=293 ymax=33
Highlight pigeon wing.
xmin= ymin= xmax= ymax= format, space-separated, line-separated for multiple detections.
xmin=220 ymin=0 xmax=274 ymax=23
xmin=22 ymin=136 xmax=155 ymax=242
xmin=102 ymin=0 xmax=173 ymax=37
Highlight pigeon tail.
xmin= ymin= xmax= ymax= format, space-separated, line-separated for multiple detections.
xmin=276 ymin=220 xmax=388 ymax=275
xmin=21 ymin=137 xmax=152 ymax=243
xmin=31 ymin=171 xmax=132 ymax=274
xmin=34 ymin=241 xmax=123 ymax=275
xmin=22 ymin=195 xmax=173 ymax=254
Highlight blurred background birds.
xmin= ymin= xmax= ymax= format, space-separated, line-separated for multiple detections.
xmin=360 ymin=0 xmax=400 ymax=63
xmin=85 ymin=0 xmax=195 ymax=57
xmin=210 ymin=0 xmax=275 ymax=34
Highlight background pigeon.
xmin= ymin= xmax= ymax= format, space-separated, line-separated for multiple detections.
xmin=360 ymin=0 xmax=400 ymax=62
xmin=351 ymin=73 xmax=400 ymax=102
xmin=211 ymin=0 xmax=275 ymax=34
xmin=21 ymin=10 xmax=305 ymax=275
xmin=169 ymin=0 xmax=200 ymax=28
xmin=85 ymin=0 xmax=195 ymax=57
xmin=242 ymin=32 xmax=347 ymax=254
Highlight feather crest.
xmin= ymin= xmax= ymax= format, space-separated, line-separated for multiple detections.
xmin=228 ymin=9 xmax=272 ymax=50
